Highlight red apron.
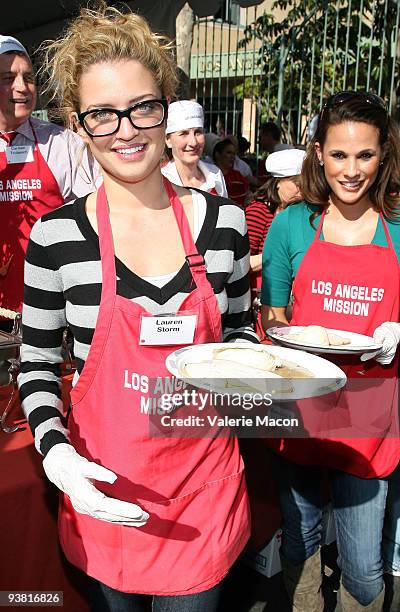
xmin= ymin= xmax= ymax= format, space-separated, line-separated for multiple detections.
xmin=0 ymin=122 xmax=64 ymax=312
xmin=275 ymin=211 xmax=399 ymax=478
xmin=59 ymin=179 xmax=250 ymax=594
xmin=223 ymin=168 xmax=249 ymax=207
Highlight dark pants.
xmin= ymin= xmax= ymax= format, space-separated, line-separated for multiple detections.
xmin=89 ymin=579 xmax=223 ymax=612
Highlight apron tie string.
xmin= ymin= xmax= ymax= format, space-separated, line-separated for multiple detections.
xmin=0 ymin=132 xmax=16 ymax=145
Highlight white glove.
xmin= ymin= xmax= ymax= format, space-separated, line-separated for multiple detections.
xmin=43 ymin=443 xmax=149 ymax=527
xmin=360 ymin=322 xmax=400 ymax=365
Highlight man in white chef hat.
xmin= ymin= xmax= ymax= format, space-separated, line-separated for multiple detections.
xmin=162 ymin=100 xmax=228 ymax=197
xmin=0 ymin=35 xmax=100 ymax=329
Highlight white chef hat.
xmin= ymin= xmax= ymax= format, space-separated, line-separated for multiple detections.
xmin=166 ymin=100 xmax=204 ymax=134
xmin=265 ymin=148 xmax=306 ymax=177
xmin=0 ymin=35 xmax=28 ymax=57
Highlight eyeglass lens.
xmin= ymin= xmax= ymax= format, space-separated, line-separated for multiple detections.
xmin=83 ymin=101 xmax=165 ymax=136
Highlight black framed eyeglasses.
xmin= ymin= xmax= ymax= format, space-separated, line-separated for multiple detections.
xmin=77 ymin=99 xmax=168 ymax=137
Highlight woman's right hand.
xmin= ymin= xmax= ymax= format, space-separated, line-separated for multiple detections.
xmin=42 ymin=443 xmax=149 ymax=527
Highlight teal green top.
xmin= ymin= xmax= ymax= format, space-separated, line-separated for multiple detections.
xmin=261 ymin=201 xmax=400 ymax=307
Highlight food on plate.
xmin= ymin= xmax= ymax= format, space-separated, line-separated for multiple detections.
xmin=294 ymin=325 xmax=330 ymax=345
xmin=273 ymin=359 xmax=315 ymax=379
xmin=182 ymin=358 xmax=283 ymax=381
xmin=213 ymin=346 xmax=313 ymax=378
xmin=181 ymin=361 xmax=214 ymax=379
xmin=181 ymin=357 xmax=293 ymax=393
xmin=326 ymin=332 xmax=351 ymax=346
xmin=213 ymin=346 xmax=283 ymax=371
xmin=289 ymin=325 xmax=351 ymax=347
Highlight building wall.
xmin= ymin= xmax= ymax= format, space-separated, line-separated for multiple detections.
xmin=189 ymin=1 xmax=280 ymax=146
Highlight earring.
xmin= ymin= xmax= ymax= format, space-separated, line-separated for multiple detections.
xmin=319 ymin=160 xmax=324 ymax=166
xmin=380 ymin=160 xmax=384 ymax=166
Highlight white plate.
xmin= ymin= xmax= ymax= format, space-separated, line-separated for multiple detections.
xmin=165 ymin=343 xmax=346 ymax=401
xmin=266 ymin=326 xmax=382 ymax=355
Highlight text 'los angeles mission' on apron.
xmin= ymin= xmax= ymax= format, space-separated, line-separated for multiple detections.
xmin=0 ymin=122 xmax=64 ymax=313
xmin=59 ymin=179 xmax=250 ymax=594
xmin=275 ymin=210 xmax=399 ymax=478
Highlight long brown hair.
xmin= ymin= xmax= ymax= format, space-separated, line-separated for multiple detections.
xmin=302 ymin=91 xmax=400 ymax=220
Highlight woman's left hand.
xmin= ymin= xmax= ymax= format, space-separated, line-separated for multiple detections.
xmin=361 ymin=322 xmax=400 ymax=364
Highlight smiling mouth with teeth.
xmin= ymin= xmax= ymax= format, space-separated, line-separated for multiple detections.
xmin=341 ymin=181 xmax=362 ymax=188
xmin=117 ymin=145 xmax=145 ymax=154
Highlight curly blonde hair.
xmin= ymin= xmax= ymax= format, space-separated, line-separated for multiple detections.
xmin=39 ymin=0 xmax=179 ymax=126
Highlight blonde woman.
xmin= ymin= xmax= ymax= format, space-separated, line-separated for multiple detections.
xmin=18 ymin=4 xmax=254 ymax=610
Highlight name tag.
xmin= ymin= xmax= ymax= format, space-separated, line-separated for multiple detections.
xmin=139 ymin=313 xmax=197 ymax=346
xmin=6 ymin=145 xmax=34 ymax=164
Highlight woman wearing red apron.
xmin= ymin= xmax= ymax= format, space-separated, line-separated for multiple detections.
xmin=261 ymin=92 xmax=400 ymax=611
xmin=162 ymin=100 xmax=228 ymax=197
xmin=18 ymin=5 xmax=253 ymax=611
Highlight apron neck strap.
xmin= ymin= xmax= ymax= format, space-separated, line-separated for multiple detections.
xmin=163 ymin=178 xmax=199 ymax=255
xmin=96 ymin=183 xmax=117 ymax=297
xmin=162 ymin=178 xmax=207 ymax=280
xmin=0 ymin=131 xmax=16 ymax=145
xmin=314 ymin=208 xmax=326 ymax=240
xmin=379 ymin=211 xmax=395 ymax=250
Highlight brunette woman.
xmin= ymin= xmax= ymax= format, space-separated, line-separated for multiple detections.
xmin=213 ymin=138 xmax=250 ymax=207
xmin=261 ymin=91 xmax=400 ymax=611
